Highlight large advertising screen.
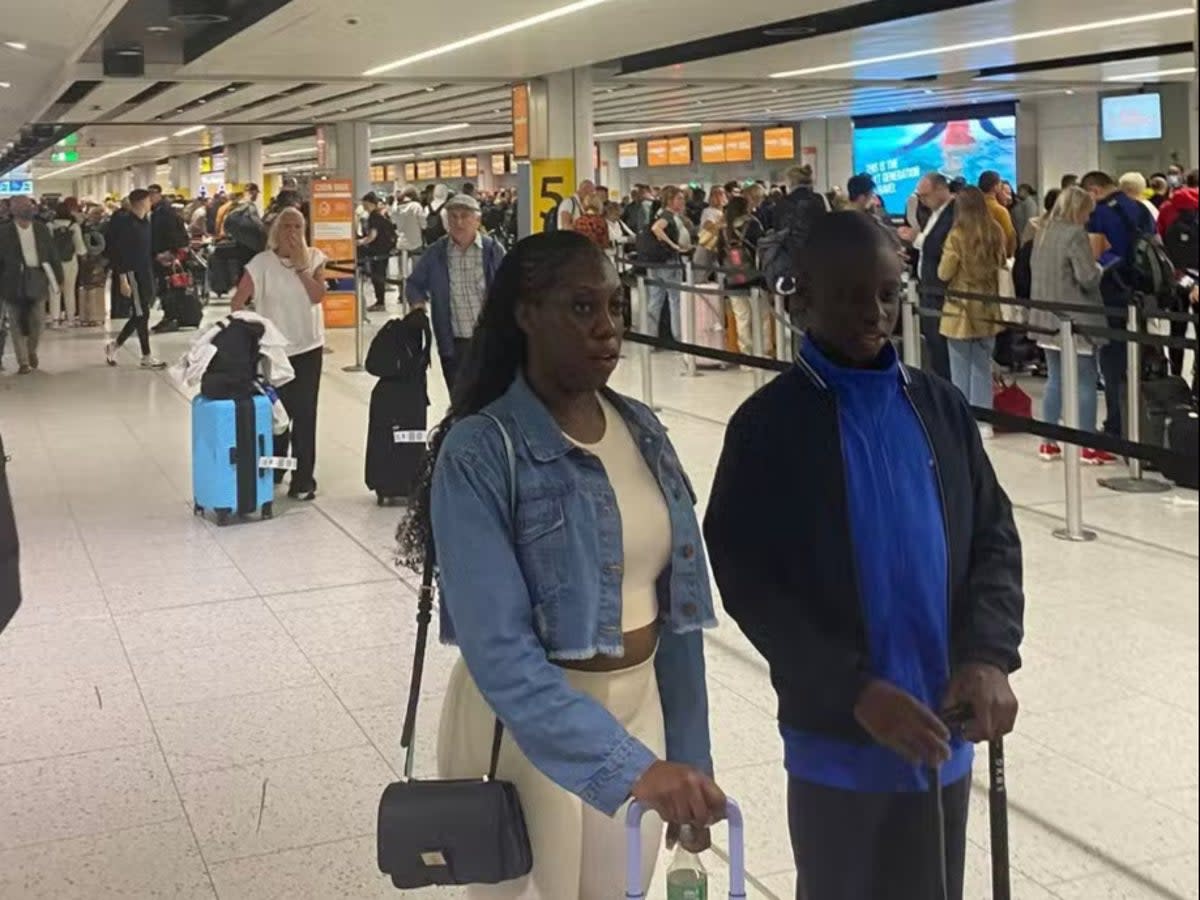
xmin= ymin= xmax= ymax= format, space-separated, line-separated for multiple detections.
xmin=853 ymin=115 xmax=1016 ymax=214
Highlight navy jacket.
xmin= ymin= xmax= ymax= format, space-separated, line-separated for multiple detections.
xmin=705 ymin=358 xmax=1024 ymax=743
xmin=917 ymin=202 xmax=956 ymax=296
xmin=405 ymin=234 xmax=504 ymax=361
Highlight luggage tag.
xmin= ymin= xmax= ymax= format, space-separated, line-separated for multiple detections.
xmin=392 ymin=427 xmax=428 ymax=445
xmin=259 ymin=456 xmax=298 ymax=471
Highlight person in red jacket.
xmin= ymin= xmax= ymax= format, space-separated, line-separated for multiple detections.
xmin=1157 ymin=169 xmax=1198 ymax=241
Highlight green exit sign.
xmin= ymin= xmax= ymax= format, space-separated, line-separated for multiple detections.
xmin=56 ymin=133 xmax=78 ymax=147
xmin=50 ymin=150 xmax=79 ymax=163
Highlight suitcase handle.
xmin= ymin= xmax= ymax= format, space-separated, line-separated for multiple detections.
xmin=625 ymin=798 xmax=745 ymax=900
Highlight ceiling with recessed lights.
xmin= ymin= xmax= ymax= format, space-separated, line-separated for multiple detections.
xmin=2 ymin=0 xmax=1195 ymax=180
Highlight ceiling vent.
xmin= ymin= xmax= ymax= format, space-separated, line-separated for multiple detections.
xmin=168 ymin=0 xmax=232 ymax=25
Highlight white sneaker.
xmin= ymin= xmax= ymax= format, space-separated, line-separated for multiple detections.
xmin=978 ymin=423 xmax=995 ymax=440
xmin=105 ymin=341 xmax=118 ymax=366
xmin=140 ymin=356 xmax=167 ymax=370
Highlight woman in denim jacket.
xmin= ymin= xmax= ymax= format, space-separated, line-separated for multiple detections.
xmin=398 ymin=231 xmax=725 ymax=898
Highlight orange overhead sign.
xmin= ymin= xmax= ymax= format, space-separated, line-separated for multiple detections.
xmin=700 ymin=133 xmax=726 ymax=164
xmin=668 ymin=136 xmax=691 ymax=166
xmin=511 ymin=83 xmax=530 ymax=159
xmin=764 ymin=127 xmax=795 ymax=160
xmin=465 ymin=156 xmax=478 ymax=177
xmin=416 ymin=160 xmax=437 ymax=180
xmin=369 ymin=165 xmax=385 ymax=182
xmin=646 ymin=139 xmax=669 ymax=167
xmin=403 ymin=162 xmax=416 ymax=182
xmin=310 ymin=179 xmax=356 ymax=329
xmin=491 ymin=152 xmax=508 ymax=175
xmin=725 ymin=131 xmax=752 ymax=162
xmin=618 ymin=141 xmax=639 ymax=168
xmin=439 ymin=158 xmax=463 ymax=178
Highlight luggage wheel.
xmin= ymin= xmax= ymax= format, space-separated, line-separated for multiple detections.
xmin=193 ymin=503 xmax=203 ymax=517
xmin=215 ymin=508 xmax=232 ymax=527
xmin=262 ymin=502 xmax=274 ymax=521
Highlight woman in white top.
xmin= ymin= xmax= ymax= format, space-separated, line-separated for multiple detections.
xmin=50 ymin=198 xmax=87 ymax=326
xmin=231 ymin=207 xmax=328 ymax=500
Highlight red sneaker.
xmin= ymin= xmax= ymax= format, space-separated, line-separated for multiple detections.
xmin=1081 ymin=447 xmax=1118 ymax=465
xmin=1038 ymin=442 xmax=1062 ymax=462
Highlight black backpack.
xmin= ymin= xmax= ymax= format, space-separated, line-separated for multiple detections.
xmin=53 ymin=225 xmax=77 ymax=262
xmin=371 ymin=215 xmax=398 ymax=256
xmin=635 ymin=215 xmax=676 ymax=265
xmin=225 ymin=205 xmax=266 ymax=254
xmin=200 ymin=318 xmax=266 ymax=399
xmin=422 ymin=204 xmax=447 ymax=245
xmin=1164 ymin=208 xmax=1199 ymax=272
xmin=366 ymin=308 xmax=432 ymax=381
xmin=1107 ymin=197 xmax=1175 ymax=303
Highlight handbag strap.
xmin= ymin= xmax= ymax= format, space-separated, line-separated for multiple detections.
xmin=400 ymin=411 xmax=516 ymax=782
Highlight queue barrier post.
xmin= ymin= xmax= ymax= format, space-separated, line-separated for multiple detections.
xmin=341 ymin=250 xmax=366 ymax=373
xmin=773 ymin=293 xmax=790 ymax=363
xmin=902 ymin=278 xmax=921 ymax=369
xmin=681 ymin=261 xmax=697 ymax=377
xmin=636 ymin=275 xmax=657 ymax=411
xmin=749 ymin=287 xmax=766 ymax=391
xmin=1099 ymin=301 xmax=1171 ymax=493
xmin=1053 ymin=318 xmax=1097 ymax=543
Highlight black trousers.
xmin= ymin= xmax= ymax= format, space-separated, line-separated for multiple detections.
xmin=441 ymin=337 xmax=472 ymax=397
xmin=275 ymin=347 xmax=323 ymax=492
xmin=788 ymin=776 xmax=970 ymax=900
xmin=368 ymin=256 xmax=389 ymax=306
xmin=115 ymin=272 xmax=154 ymax=357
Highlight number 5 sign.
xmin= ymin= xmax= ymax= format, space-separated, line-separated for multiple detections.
xmin=528 ymin=158 xmax=575 ymax=234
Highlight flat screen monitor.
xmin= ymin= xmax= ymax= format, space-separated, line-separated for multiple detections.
xmin=618 ymin=142 xmax=639 ymax=168
xmin=853 ymin=115 xmax=1016 ymax=215
xmin=1102 ymin=93 xmax=1162 ymax=141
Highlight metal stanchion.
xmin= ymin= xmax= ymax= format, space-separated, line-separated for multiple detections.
xmin=1099 ymin=302 xmax=1171 ymax=493
xmin=636 ymin=275 xmax=657 ymax=411
xmin=342 ymin=249 xmax=366 ymax=373
xmin=773 ymin=293 xmax=790 ymax=363
xmin=749 ymin=287 xmax=766 ymax=391
xmin=902 ymin=278 xmax=921 ymax=369
xmin=680 ymin=260 xmax=697 ymax=377
xmin=1053 ymin=319 xmax=1097 ymax=542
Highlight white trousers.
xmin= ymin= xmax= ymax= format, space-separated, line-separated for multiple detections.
xmin=51 ymin=257 xmax=78 ymax=321
xmin=438 ymin=654 xmax=666 ymax=900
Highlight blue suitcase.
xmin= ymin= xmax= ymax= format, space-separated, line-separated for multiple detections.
xmin=192 ymin=394 xmax=275 ymax=525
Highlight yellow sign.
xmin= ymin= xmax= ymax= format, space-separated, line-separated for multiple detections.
xmin=529 ymin=158 xmax=575 ymax=234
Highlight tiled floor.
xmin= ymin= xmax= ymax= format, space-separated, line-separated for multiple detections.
xmin=1 ymin=301 xmax=1196 ymax=899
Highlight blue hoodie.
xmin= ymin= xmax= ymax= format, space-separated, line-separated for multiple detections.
xmin=782 ymin=340 xmax=973 ymax=791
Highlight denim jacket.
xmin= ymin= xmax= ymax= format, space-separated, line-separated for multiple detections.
xmin=430 ymin=373 xmax=716 ymax=816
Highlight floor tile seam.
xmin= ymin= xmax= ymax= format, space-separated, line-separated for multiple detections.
xmin=160 ymin=732 xmax=375 ymax=779
xmin=345 ymin=707 xmax=403 ymax=780
xmin=1146 ymin=793 xmax=1200 ymax=824
xmin=1039 ymin=849 xmax=1195 ymax=897
xmin=256 ymin=576 xmax=407 ymax=604
xmin=0 ymin=739 xmax=162 ymax=773
xmin=0 ymin=814 xmax=190 ymax=857
xmin=201 ymin=828 xmax=378 ymax=869
xmin=255 ymin=585 xmax=402 ymax=781
xmin=73 ymin=514 xmax=222 ymax=897
xmin=306 ymin=501 xmax=409 ymax=581
xmin=706 ymin=840 xmax=784 ymax=898
xmin=1009 ymin=500 xmax=1200 ymax=561
xmin=135 ymin=676 xmax=344 ymax=713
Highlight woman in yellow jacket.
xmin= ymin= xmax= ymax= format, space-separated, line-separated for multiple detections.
xmin=937 ymin=186 xmax=1008 ymax=437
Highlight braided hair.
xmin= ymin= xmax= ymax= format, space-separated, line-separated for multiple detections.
xmin=395 ymin=230 xmax=609 ymax=571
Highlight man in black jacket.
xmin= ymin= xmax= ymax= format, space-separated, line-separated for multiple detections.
xmin=148 ymin=184 xmax=190 ymax=333
xmin=104 ymin=190 xmax=166 ymax=369
xmin=705 ymin=211 xmax=1023 ymax=900
xmin=911 ymin=172 xmax=956 ymax=380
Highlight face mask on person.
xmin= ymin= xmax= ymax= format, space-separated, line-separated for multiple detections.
xmin=1168 ymin=175 xmax=1182 ymax=188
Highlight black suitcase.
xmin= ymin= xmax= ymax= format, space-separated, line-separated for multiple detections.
xmin=364 ymin=310 xmax=432 ymax=505
xmin=163 ymin=286 xmax=203 ymax=328
xmin=1135 ymin=376 xmax=1192 ymax=448
xmin=1163 ymin=408 xmax=1199 ymax=489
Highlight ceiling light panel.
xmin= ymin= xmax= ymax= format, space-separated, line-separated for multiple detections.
xmin=363 ymin=0 xmax=613 ymax=75
xmin=770 ymin=8 xmax=1194 ymax=78
xmin=370 ymin=123 xmax=471 ymax=144
xmin=1106 ymin=65 xmax=1197 ymax=81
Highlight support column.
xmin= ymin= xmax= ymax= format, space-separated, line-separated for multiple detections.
xmin=826 ymin=117 xmax=854 ymax=195
xmin=170 ymin=153 xmax=201 ymax=198
xmin=226 ymin=140 xmax=264 ymax=189
xmin=799 ymin=118 xmax=830 ymax=191
xmin=131 ymin=162 xmax=156 ymax=189
xmin=326 ymin=122 xmax=371 ymax=200
xmin=1033 ymin=94 xmax=1099 ymax=195
xmin=519 ymin=67 xmax=594 ymax=236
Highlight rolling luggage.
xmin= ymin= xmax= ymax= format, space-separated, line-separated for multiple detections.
xmin=163 ymin=286 xmax=203 ymax=328
xmin=1163 ymin=407 xmax=1199 ymax=489
xmin=625 ymin=798 xmax=746 ymax=900
xmin=192 ymin=394 xmax=275 ymax=525
xmin=365 ymin=310 xmax=432 ymax=505
xmin=1135 ymin=376 xmax=1192 ymax=448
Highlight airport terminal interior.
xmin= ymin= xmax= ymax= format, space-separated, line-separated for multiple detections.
xmin=1 ymin=0 xmax=1198 ymax=898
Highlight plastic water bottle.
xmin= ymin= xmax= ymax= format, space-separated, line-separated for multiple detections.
xmin=665 ymin=826 xmax=708 ymax=900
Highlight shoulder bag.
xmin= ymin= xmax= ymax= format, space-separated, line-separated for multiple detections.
xmin=377 ymin=414 xmax=532 ymax=888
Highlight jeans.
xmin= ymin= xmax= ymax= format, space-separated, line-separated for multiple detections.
xmin=1098 ymin=340 xmax=1126 ymax=437
xmin=788 ymin=776 xmax=970 ymax=900
xmin=646 ymin=265 xmax=681 ymax=341
xmin=946 ymin=336 xmax=995 ymax=409
xmin=275 ymin=346 xmax=323 ymax=493
xmin=1042 ymin=348 xmax=1099 ymax=432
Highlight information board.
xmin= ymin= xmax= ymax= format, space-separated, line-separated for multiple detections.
xmin=416 ymin=160 xmax=437 ymax=180
xmin=618 ymin=142 xmax=639 ymax=168
xmin=764 ymin=127 xmax=795 ymax=160
xmin=439 ymin=158 xmax=463 ymax=179
xmin=700 ymin=133 xmax=726 ymax=164
xmin=725 ymin=131 xmax=752 ymax=162
xmin=310 ymin=179 xmax=356 ymax=328
xmin=492 ymin=153 xmax=508 ymax=175
xmin=668 ymin=137 xmax=691 ymax=166
xmin=465 ymin=157 xmax=479 ymax=178
xmin=646 ymin=139 xmax=669 ymax=167
xmin=404 ymin=162 xmax=417 ymax=182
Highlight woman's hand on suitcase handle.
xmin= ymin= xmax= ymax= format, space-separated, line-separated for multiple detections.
xmin=942 ymin=663 xmax=1018 ymax=743
xmin=665 ymin=822 xmax=711 ymax=853
xmin=854 ymin=679 xmax=951 ymax=767
xmin=631 ymin=761 xmax=727 ymax=830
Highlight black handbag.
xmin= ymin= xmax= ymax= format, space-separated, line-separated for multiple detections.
xmin=377 ymin=415 xmax=532 ymax=889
